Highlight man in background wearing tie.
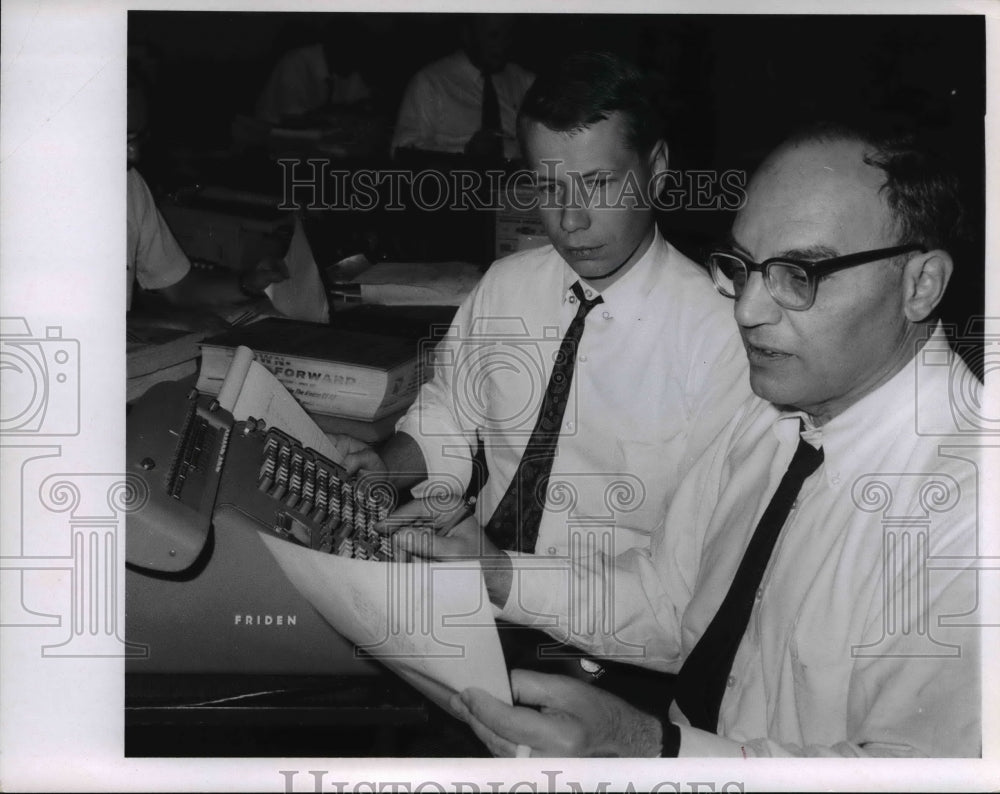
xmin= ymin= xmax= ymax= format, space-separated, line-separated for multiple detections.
xmin=339 ymin=51 xmax=750 ymax=679
xmin=403 ymin=122 xmax=982 ymax=757
xmin=390 ymin=14 xmax=535 ymax=162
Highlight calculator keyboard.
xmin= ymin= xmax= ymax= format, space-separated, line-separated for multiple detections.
xmin=256 ymin=427 xmax=395 ymax=561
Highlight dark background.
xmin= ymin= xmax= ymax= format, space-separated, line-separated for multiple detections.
xmin=129 ymin=11 xmax=986 ymax=371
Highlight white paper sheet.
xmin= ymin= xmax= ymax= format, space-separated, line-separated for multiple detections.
xmin=353 ymin=261 xmax=483 ymax=306
xmin=264 ymin=214 xmax=330 ymax=324
xmin=218 ymin=345 xmax=344 ymax=464
xmin=259 ymin=534 xmax=513 ymax=714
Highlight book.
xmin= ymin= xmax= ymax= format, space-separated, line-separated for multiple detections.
xmin=196 ymin=317 xmax=424 ymax=421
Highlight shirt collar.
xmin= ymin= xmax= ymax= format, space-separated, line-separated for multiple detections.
xmin=559 ymin=227 xmax=669 ymax=308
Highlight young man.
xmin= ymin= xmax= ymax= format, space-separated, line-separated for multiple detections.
xmin=341 ymin=52 xmax=749 ymax=568
xmin=414 ymin=124 xmax=981 ymax=758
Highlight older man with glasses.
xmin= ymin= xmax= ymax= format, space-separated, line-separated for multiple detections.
xmin=393 ymin=121 xmax=982 ymax=758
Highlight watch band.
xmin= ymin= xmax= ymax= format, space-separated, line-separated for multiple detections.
xmin=658 ymin=713 xmax=681 ymax=757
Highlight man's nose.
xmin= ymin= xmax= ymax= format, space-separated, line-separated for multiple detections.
xmin=734 ymin=272 xmax=782 ymax=327
xmin=560 ymin=202 xmax=590 ymax=233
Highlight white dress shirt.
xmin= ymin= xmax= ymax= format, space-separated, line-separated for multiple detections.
xmin=126 ymin=168 xmax=190 ymax=310
xmin=396 ymin=231 xmax=750 ymax=556
xmin=391 ymin=50 xmax=535 ymax=159
xmin=499 ymin=326 xmax=981 ymax=757
xmin=255 ymin=43 xmax=370 ymax=124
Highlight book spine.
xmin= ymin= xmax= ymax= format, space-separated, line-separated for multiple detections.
xmin=198 ymin=346 xmax=422 ymax=421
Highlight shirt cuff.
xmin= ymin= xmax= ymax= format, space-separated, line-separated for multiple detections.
xmin=675 ymin=724 xmax=751 ymax=757
xmin=495 ymin=553 xmax=573 ymax=633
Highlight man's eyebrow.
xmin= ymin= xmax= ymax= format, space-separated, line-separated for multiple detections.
xmin=570 ymin=168 xmax=615 ymax=180
xmin=777 ymin=245 xmax=840 ymax=261
xmin=721 ymin=235 xmax=840 ymax=262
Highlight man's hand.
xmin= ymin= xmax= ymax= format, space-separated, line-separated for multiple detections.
xmin=390 ymin=512 xmax=497 ymax=559
xmin=329 ymin=434 xmax=388 ymax=477
xmin=383 ymin=508 xmax=512 ymax=606
xmin=380 ymin=489 xmax=470 ymax=535
xmin=240 ymin=255 xmax=290 ymax=295
xmin=451 ymin=670 xmax=663 ymax=757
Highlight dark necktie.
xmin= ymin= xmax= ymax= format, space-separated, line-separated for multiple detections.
xmin=672 ymin=425 xmax=824 ymax=732
xmin=484 ymin=281 xmax=603 ymax=553
xmin=481 ymin=70 xmax=502 ymax=133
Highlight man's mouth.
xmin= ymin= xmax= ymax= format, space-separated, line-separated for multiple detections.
xmin=563 ymin=245 xmax=605 ymax=260
xmin=745 ymin=341 xmax=793 ymax=362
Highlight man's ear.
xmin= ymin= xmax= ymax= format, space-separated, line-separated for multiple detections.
xmin=902 ymin=249 xmax=953 ymax=322
xmin=648 ymin=140 xmax=669 ymax=198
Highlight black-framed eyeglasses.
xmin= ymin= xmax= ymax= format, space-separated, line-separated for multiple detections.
xmin=707 ymin=243 xmax=927 ymax=311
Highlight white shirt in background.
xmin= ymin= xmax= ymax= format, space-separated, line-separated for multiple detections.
xmin=391 ymin=50 xmax=534 ymax=160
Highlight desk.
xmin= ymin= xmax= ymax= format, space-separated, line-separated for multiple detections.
xmin=125 ymin=672 xmax=436 ymax=757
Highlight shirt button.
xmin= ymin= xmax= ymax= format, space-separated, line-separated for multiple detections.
xmin=602 ymin=311 xmax=612 ymax=320
xmin=547 ymin=546 xmax=557 ymax=555
xmin=726 ymin=675 xmax=736 ymax=688
xmin=584 ymin=289 xmax=595 ymax=299
xmin=831 ymin=474 xmax=841 ymax=485
xmin=569 ymin=295 xmax=577 ymax=304
xmin=565 ymin=421 xmax=574 ymax=431
xmin=579 ymin=354 xmax=588 ymax=363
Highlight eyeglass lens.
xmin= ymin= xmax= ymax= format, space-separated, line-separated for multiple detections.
xmin=711 ymin=254 xmax=814 ymax=309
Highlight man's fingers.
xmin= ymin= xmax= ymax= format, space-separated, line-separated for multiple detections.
xmin=509 ymin=668 xmax=577 ymax=708
xmin=393 ymin=526 xmax=438 ymax=558
xmin=453 ymin=689 xmax=524 ymax=757
xmin=460 ymin=685 xmax=570 ymax=755
xmin=342 ymin=449 xmax=383 ymax=477
xmin=255 ymin=256 xmax=290 ymax=283
xmin=272 ymin=258 xmax=290 ymax=280
xmin=449 ymin=692 xmax=517 ymax=756
xmin=379 ymin=493 xmax=466 ymax=534
xmin=378 ymin=499 xmax=438 ymax=535
xmin=463 ymin=710 xmax=523 ymax=757
xmin=340 ymin=452 xmax=364 ymax=476
xmin=329 ymin=433 xmax=363 ymax=455
xmin=394 ymin=527 xmax=470 ymax=559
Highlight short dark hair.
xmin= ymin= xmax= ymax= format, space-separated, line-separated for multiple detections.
xmin=516 ymin=51 xmax=661 ymax=156
xmin=780 ymin=120 xmax=968 ymax=258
